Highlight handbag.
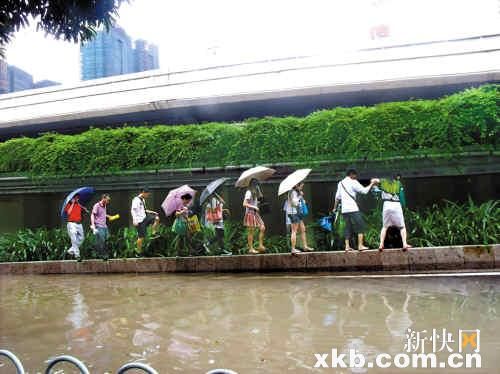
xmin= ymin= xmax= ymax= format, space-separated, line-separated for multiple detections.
xmin=205 ymin=203 xmax=223 ymax=222
xmin=298 ymin=198 xmax=309 ymax=217
xmin=187 ymin=215 xmax=201 ymax=233
xmin=172 ymin=218 xmax=187 ymax=235
xmin=318 ymin=216 xmax=333 ymax=231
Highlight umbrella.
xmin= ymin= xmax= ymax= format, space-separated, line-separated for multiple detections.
xmin=60 ymin=186 xmax=95 ymax=219
xmin=278 ymin=169 xmax=312 ymax=196
xmin=200 ymin=177 xmax=228 ymax=205
xmin=161 ymin=185 xmax=197 ymax=216
xmin=235 ymin=166 xmax=276 ymax=188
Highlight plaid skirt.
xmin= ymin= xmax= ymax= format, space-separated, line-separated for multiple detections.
xmin=244 ymin=210 xmax=264 ymax=228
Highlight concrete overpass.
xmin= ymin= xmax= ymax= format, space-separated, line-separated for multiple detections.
xmin=1 ymin=34 xmax=499 ymax=139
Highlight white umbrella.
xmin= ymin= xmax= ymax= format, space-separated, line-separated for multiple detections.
xmin=278 ymin=169 xmax=312 ymax=195
xmin=235 ymin=166 xmax=276 ymax=188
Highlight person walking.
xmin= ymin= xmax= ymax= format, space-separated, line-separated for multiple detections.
xmin=333 ymin=169 xmax=378 ymax=251
xmin=243 ymin=179 xmax=266 ymax=254
xmin=378 ymin=174 xmax=412 ymax=251
xmin=64 ymin=193 xmax=88 ymax=260
xmin=286 ymin=182 xmax=314 ymax=254
xmin=204 ymin=193 xmax=231 ymax=255
xmin=90 ymin=194 xmax=116 ymax=260
xmin=131 ymin=187 xmax=160 ymax=254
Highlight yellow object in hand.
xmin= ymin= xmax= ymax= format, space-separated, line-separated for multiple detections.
xmin=109 ymin=214 xmax=120 ymax=222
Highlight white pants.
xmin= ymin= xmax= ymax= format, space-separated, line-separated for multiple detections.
xmin=67 ymin=222 xmax=84 ymax=257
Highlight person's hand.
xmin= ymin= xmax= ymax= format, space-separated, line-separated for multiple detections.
xmin=371 ymin=178 xmax=380 ymax=184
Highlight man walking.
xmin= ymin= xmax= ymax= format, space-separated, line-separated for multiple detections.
xmin=90 ymin=194 xmax=115 ymax=260
xmin=333 ymin=169 xmax=378 ymax=251
xmin=131 ymin=187 xmax=160 ymax=254
xmin=64 ymin=194 xmax=88 ymax=260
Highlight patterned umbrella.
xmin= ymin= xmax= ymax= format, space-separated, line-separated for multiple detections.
xmin=161 ymin=185 xmax=197 ymax=216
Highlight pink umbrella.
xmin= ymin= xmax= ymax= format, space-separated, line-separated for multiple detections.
xmin=161 ymin=185 xmax=197 ymax=217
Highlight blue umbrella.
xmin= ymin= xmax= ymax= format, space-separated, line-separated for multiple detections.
xmin=60 ymin=187 xmax=95 ymax=219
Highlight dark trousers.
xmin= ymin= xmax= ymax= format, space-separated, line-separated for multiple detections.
xmin=208 ymin=227 xmax=225 ymax=250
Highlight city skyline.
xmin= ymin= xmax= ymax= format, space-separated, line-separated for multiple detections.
xmin=81 ymin=26 xmax=159 ymax=80
xmin=0 ymin=60 xmax=60 ymax=94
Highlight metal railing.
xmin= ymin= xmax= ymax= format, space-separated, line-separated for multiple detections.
xmin=0 ymin=349 xmax=237 ymax=374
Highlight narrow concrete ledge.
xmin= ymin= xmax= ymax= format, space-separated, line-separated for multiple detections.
xmin=0 ymin=245 xmax=498 ymax=275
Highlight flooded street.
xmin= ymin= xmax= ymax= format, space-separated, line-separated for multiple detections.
xmin=1 ymin=273 xmax=499 ymax=373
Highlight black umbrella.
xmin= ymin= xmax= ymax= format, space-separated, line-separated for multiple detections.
xmin=200 ymin=177 xmax=229 ymax=205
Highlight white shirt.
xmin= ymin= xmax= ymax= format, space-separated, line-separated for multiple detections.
xmin=131 ymin=195 xmax=146 ymax=225
xmin=335 ymin=177 xmax=371 ymax=213
xmin=285 ymin=190 xmax=301 ymax=215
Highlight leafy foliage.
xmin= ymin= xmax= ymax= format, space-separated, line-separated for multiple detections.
xmin=0 ymin=85 xmax=498 ymax=177
xmin=0 ymin=0 xmax=123 ymax=57
xmin=0 ymin=200 xmax=498 ymax=262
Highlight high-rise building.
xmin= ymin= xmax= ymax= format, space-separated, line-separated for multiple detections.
xmin=33 ymin=80 xmax=61 ymax=89
xmin=80 ymin=26 xmax=134 ymax=80
xmin=0 ymin=60 xmax=8 ymax=94
xmin=134 ymin=39 xmax=159 ymax=72
xmin=80 ymin=27 xmax=159 ymax=81
xmin=8 ymin=65 xmax=33 ymax=92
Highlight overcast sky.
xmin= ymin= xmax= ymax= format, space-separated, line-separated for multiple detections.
xmin=4 ymin=0 xmax=500 ymax=84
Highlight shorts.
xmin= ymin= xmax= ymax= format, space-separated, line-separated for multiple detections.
xmin=288 ymin=214 xmax=303 ymax=224
xmin=342 ymin=211 xmax=366 ymax=238
xmin=383 ymin=202 xmax=405 ymax=228
xmin=137 ymin=213 xmax=157 ymax=238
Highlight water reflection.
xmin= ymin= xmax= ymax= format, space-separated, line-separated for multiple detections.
xmin=0 ymin=274 xmax=499 ymax=373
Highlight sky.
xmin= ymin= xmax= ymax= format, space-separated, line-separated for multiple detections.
xmin=3 ymin=0 xmax=500 ymax=84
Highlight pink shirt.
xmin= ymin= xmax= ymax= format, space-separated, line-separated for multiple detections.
xmin=92 ymin=202 xmax=107 ymax=228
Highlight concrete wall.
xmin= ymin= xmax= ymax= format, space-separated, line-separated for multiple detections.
xmin=0 ymin=245 xmax=498 ymax=275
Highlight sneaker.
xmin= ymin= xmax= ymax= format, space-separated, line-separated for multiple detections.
xmin=291 ymin=248 xmax=302 ymax=255
xmin=221 ymin=249 xmax=232 ymax=256
xmin=248 ymin=248 xmax=259 ymax=254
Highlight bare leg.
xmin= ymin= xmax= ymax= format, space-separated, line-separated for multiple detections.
xmin=136 ymin=237 xmax=144 ymax=253
xmin=247 ymin=227 xmax=255 ymax=253
xmin=290 ymin=223 xmax=298 ymax=250
xmin=358 ymin=233 xmax=368 ymax=250
xmin=300 ymin=222 xmax=313 ymax=251
xmin=152 ymin=216 xmax=160 ymax=234
xmin=345 ymin=239 xmax=353 ymax=251
xmin=379 ymin=226 xmax=388 ymax=250
xmin=401 ymin=227 xmax=412 ymax=250
xmin=258 ymin=225 xmax=266 ymax=252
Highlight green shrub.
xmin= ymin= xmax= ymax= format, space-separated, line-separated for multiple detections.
xmin=0 ymin=85 xmax=497 ymax=177
xmin=0 ymin=199 xmax=497 ymax=262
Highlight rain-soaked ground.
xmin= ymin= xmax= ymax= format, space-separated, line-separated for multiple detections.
xmin=0 ymin=273 xmax=499 ymax=373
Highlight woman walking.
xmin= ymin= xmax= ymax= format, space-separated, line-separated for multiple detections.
xmin=243 ymin=179 xmax=266 ymax=254
xmin=286 ymin=182 xmax=314 ymax=254
xmin=204 ymin=193 xmax=231 ymax=255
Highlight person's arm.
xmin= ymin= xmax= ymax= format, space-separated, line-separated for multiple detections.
xmin=90 ymin=204 xmax=96 ymax=229
xmin=353 ymin=179 xmax=376 ymax=195
xmin=332 ymin=185 xmax=341 ymax=213
xmin=66 ymin=201 xmax=75 ymax=215
xmin=290 ymin=191 xmax=300 ymax=207
xmin=79 ymin=203 xmax=90 ymax=214
xmin=243 ymin=191 xmax=257 ymax=210
xmin=131 ymin=199 xmax=140 ymax=225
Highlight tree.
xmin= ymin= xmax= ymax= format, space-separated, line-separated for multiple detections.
xmin=0 ymin=0 xmax=124 ymax=57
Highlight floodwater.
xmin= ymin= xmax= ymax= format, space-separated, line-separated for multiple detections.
xmin=0 ymin=273 xmax=499 ymax=373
